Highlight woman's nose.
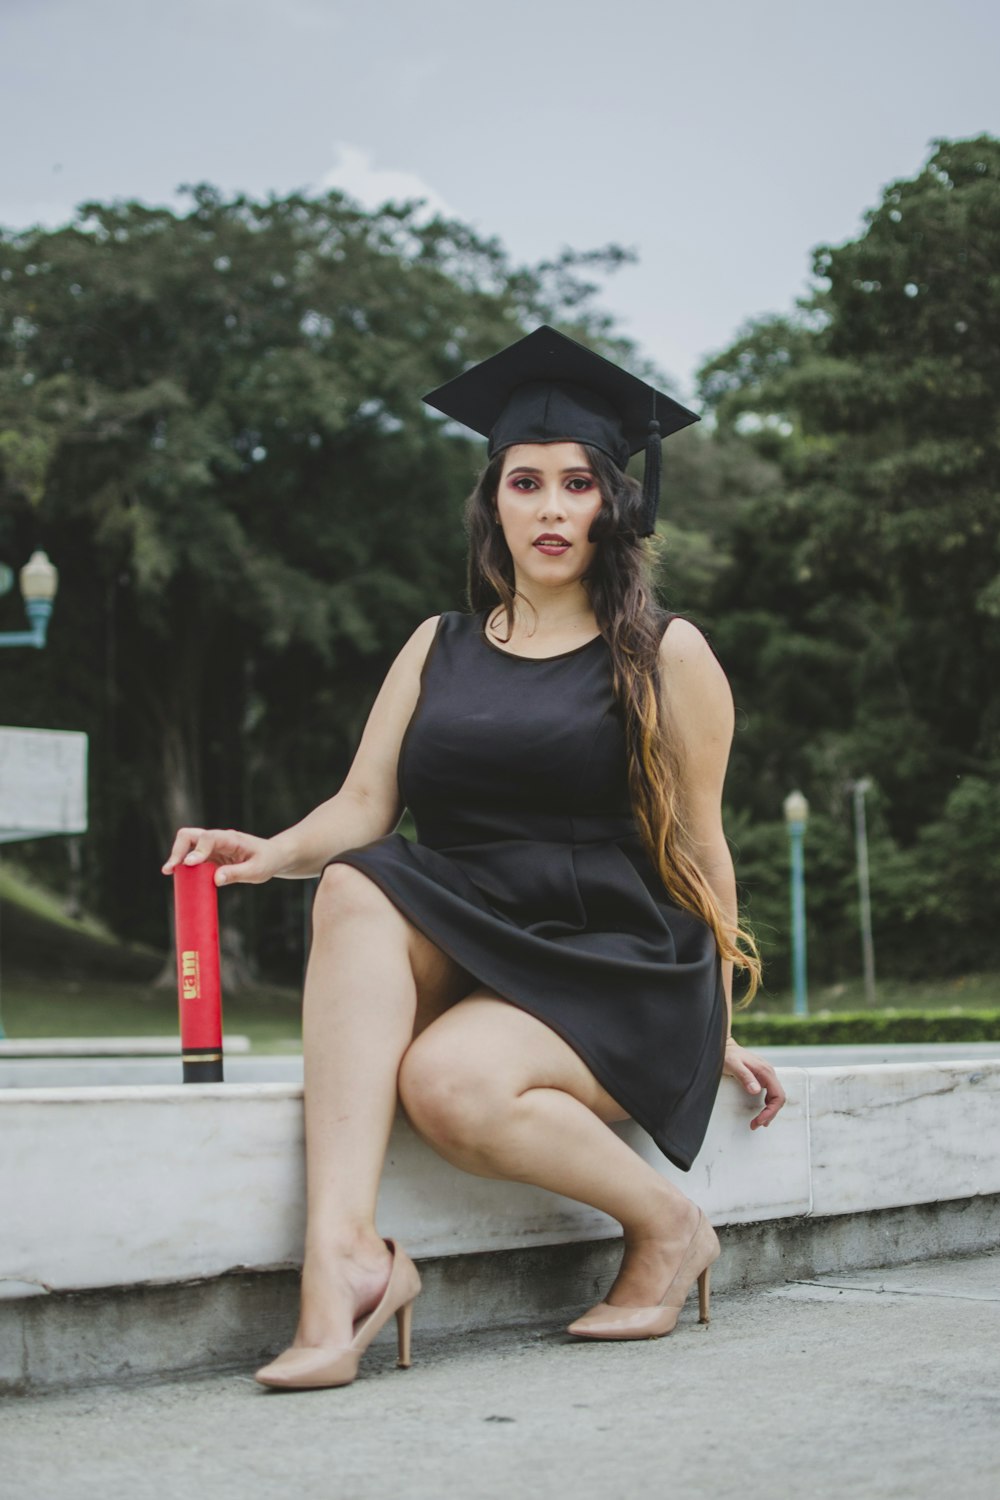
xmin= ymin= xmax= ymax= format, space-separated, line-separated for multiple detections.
xmin=537 ymin=487 xmax=566 ymax=518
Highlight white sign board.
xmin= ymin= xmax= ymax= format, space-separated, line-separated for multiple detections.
xmin=0 ymin=726 xmax=88 ymax=843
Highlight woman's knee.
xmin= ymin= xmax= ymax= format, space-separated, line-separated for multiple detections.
xmin=313 ymin=861 xmax=401 ymax=930
xmin=397 ymin=1033 xmax=501 ymax=1149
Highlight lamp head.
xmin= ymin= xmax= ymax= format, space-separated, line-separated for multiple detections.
xmin=783 ymin=789 xmax=809 ymax=825
xmin=19 ymin=550 xmax=58 ymax=603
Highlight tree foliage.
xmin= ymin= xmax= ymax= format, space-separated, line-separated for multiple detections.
xmin=2 ymin=137 xmax=997 ymax=994
xmin=697 ymin=134 xmax=1000 ymax=989
xmin=0 ymin=186 xmax=659 ymax=966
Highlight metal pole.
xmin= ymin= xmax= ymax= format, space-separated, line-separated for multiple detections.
xmin=0 ymin=598 xmax=54 ymax=649
xmin=852 ymin=777 xmax=877 ymax=1006
xmin=789 ymin=818 xmax=808 ymax=1016
xmin=0 ymin=556 xmax=58 ymax=1034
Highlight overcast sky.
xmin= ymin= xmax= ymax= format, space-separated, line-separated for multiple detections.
xmin=2 ymin=0 xmax=997 ymax=401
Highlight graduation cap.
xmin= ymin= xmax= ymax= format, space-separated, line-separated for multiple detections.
xmin=422 ymin=324 xmax=700 ymax=536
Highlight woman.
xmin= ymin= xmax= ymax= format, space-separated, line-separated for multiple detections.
xmin=162 ymin=325 xmax=786 ymax=1391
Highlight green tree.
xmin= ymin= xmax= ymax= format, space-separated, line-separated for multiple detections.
xmin=697 ymin=134 xmax=1000 ymax=984
xmin=0 ymin=185 xmax=654 ymax=971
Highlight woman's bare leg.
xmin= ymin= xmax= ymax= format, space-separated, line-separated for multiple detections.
xmin=293 ymin=863 xmax=475 ymax=1349
xmin=398 ymin=990 xmax=702 ymax=1306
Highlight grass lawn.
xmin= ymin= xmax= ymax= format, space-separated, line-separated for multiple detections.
xmin=5 ymin=968 xmax=999 ymax=1057
xmin=0 ymin=974 xmax=303 ymax=1053
xmin=0 ymin=857 xmax=302 ymax=1052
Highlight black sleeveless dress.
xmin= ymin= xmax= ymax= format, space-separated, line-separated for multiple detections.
xmin=324 ymin=608 xmax=727 ymax=1171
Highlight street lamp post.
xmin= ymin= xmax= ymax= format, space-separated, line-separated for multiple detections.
xmin=783 ymin=789 xmax=810 ymax=1017
xmin=0 ymin=549 xmax=60 ymax=1037
xmin=848 ymin=776 xmax=877 ymax=1007
xmin=0 ymin=551 xmax=60 ymax=648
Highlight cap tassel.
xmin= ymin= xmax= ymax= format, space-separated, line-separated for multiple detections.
xmin=639 ymin=417 xmax=661 ymax=537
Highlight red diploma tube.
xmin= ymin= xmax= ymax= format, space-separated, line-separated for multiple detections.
xmin=173 ymin=861 xmax=224 ymax=1083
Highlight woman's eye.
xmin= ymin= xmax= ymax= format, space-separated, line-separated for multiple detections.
xmin=507 ymin=474 xmax=593 ymax=492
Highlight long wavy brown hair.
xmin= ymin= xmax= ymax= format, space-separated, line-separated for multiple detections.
xmin=464 ymin=443 xmax=762 ymax=1009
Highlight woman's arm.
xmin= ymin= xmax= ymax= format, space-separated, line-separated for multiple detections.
xmin=267 ymin=613 xmax=442 ymax=876
xmin=658 ymin=618 xmax=737 ymax=1028
xmin=658 ymin=618 xmax=786 ymax=1129
xmin=163 ymin=614 xmax=442 ymax=883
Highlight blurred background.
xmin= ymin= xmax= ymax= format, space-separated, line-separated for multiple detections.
xmin=1 ymin=0 xmax=998 ymax=1049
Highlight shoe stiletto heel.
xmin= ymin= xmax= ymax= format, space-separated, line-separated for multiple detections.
xmin=254 ymin=1237 xmax=422 ymax=1390
xmin=395 ymin=1298 xmax=414 ymax=1368
xmin=566 ymin=1208 xmax=721 ymax=1342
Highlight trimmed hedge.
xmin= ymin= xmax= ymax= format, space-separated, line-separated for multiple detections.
xmin=732 ymin=1009 xmax=1000 ymax=1046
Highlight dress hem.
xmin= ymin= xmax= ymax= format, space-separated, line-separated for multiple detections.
xmin=324 ymin=849 xmax=703 ymax=1172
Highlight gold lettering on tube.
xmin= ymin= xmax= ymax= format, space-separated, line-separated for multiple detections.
xmin=181 ymin=949 xmax=201 ymax=1000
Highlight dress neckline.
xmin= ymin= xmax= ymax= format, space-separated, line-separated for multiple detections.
xmin=478 ymin=611 xmax=606 ymax=662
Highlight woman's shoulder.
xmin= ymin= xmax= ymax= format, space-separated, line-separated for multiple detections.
xmin=407 ymin=614 xmax=444 ymax=647
xmin=656 ymin=614 xmax=733 ymax=733
xmin=417 ymin=609 xmax=478 ymax=628
xmin=657 ymin=613 xmax=724 ymax=670
xmin=403 ymin=609 xmax=476 ymax=658
xmin=424 ymin=609 xmax=484 ymax=640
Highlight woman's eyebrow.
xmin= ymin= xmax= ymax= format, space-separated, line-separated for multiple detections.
xmin=507 ymin=465 xmax=595 ymax=476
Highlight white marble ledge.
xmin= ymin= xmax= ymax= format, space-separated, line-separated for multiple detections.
xmin=0 ymin=1073 xmax=807 ymax=1296
xmin=2 ymin=1086 xmax=307 ymax=1296
xmin=808 ymin=1061 xmax=1000 ymax=1215
xmin=1 ymin=1061 xmax=998 ymax=1298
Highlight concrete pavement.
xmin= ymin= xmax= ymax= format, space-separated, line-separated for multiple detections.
xmin=3 ymin=1250 xmax=998 ymax=1500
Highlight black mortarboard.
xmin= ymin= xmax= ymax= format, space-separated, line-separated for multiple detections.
xmin=422 ymin=324 xmax=700 ymax=536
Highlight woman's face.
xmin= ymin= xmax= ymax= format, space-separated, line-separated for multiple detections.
xmin=495 ymin=442 xmax=603 ymax=586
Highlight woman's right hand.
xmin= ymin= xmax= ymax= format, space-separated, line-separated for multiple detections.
xmin=161 ymin=827 xmax=283 ymax=886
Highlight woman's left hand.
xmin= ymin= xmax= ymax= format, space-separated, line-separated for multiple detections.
xmin=723 ymin=1041 xmax=787 ymax=1130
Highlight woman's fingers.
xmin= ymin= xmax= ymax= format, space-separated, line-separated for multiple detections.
xmin=180 ymin=832 xmax=218 ymax=866
xmin=724 ymin=1045 xmax=788 ymax=1131
xmin=737 ymin=1062 xmax=762 ymax=1095
xmin=161 ymin=828 xmax=267 ymax=877
xmin=215 ymin=856 xmax=268 ymax=886
xmin=747 ymin=1058 xmax=787 ymax=1130
xmin=161 ymin=827 xmax=206 ymax=874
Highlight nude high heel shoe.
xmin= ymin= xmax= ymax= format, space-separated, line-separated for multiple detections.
xmin=254 ymin=1238 xmax=422 ymax=1389
xmin=565 ymin=1209 xmax=721 ymax=1341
